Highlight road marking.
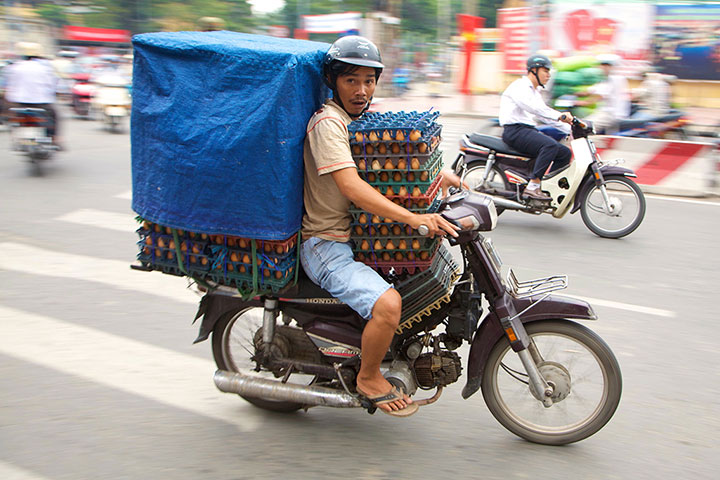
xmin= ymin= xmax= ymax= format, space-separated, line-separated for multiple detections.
xmin=0 ymin=306 xmax=263 ymax=432
xmin=0 ymin=242 xmax=198 ymax=305
xmin=565 ymin=294 xmax=675 ymax=318
xmin=114 ymin=189 xmax=132 ymax=200
xmin=646 ymin=195 xmax=720 ymax=207
xmin=0 ymin=461 xmax=50 ymax=480
xmin=55 ymin=208 xmax=137 ymax=232
xmin=0 ymin=242 xmax=676 ymax=318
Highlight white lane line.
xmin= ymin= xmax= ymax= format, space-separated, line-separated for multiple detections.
xmin=0 ymin=242 xmax=675 ymax=318
xmin=0 ymin=306 xmax=263 ymax=432
xmin=0 ymin=461 xmax=50 ymax=480
xmin=114 ymin=189 xmax=132 ymax=200
xmin=646 ymin=195 xmax=720 ymax=207
xmin=55 ymin=208 xmax=137 ymax=232
xmin=0 ymin=242 xmax=198 ymax=305
xmin=565 ymin=294 xmax=675 ymax=318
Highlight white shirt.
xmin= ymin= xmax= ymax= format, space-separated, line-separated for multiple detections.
xmin=4 ymin=58 xmax=58 ymax=104
xmin=499 ymin=76 xmax=570 ymax=133
xmin=589 ymin=74 xmax=630 ymax=119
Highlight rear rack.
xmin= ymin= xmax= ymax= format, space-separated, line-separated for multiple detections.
xmin=506 ymin=268 xmax=567 ymax=299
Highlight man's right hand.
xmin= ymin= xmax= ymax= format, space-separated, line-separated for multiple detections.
xmin=558 ymin=112 xmax=573 ymax=123
xmin=410 ymin=213 xmax=459 ymax=238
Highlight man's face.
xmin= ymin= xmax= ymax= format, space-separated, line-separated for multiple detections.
xmin=537 ymin=67 xmax=551 ymax=85
xmin=335 ymin=66 xmax=377 ymax=116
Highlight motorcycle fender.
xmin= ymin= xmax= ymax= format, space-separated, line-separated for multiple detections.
xmin=570 ymin=165 xmax=638 ymax=214
xmin=461 ymin=294 xmax=597 ymax=399
xmin=192 ymin=293 xmax=261 ymax=344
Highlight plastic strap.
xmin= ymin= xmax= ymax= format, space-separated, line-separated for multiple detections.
xmin=171 ymin=228 xmax=188 ymax=275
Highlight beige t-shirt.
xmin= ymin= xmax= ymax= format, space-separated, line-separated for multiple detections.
xmin=301 ymin=99 xmax=357 ymax=243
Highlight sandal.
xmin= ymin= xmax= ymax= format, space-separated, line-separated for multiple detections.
xmin=356 ymin=385 xmax=419 ymax=417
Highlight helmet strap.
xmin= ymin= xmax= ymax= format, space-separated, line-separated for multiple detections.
xmin=530 ymin=68 xmax=545 ymax=89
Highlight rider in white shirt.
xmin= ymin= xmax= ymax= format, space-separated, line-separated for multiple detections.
xmin=4 ymin=42 xmax=61 ymax=146
xmin=579 ymin=54 xmax=631 ymax=134
xmin=499 ymin=54 xmax=573 ymax=200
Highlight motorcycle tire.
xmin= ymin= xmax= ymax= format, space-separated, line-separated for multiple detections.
xmin=211 ymin=306 xmax=316 ymax=413
xmin=580 ymin=175 xmax=645 ymax=238
xmin=481 ymin=319 xmax=622 ymax=445
xmin=462 ymin=161 xmax=510 ymax=215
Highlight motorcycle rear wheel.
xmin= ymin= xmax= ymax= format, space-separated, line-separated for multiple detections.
xmin=463 ymin=161 xmax=510 ymax=214
xmin=481 ymin=319 xmax=622 ymax=445
xmin=580 ymin=175 xmax=645 ymax=238
xmin=212 ymin=307 xmax=316 ymax=412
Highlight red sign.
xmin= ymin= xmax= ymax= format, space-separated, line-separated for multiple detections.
xmin=268 ymin=25 xmax=290 ymax=38
xmin=498 ymin=8 xmax=531 ymax=74
xmin=63 ymin=26 xmax=131 ymax=44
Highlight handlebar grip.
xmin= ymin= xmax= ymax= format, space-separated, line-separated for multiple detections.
xmin=417 ymin=225 xmax=429 ymax=236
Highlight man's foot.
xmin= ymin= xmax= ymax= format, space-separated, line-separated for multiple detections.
xmin=356 ymin=376 xmax=414 ymax=414
xmin=356 ymin=384 xmax=419 ymax=417
xmin=523 ymin=185 xmax=551 ymax=200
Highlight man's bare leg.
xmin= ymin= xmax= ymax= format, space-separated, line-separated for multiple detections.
xmin=356 ymin=288 xmax=412 ymax=412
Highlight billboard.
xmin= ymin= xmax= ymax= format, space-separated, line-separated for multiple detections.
xmin=652 ymin=3 xmax=720 ymax=80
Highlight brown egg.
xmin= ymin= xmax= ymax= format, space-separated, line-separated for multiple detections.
xmin=367 ymin=173 xmax=376 ymax=182
xmin=382 ymin=130 xmax=392 ymax=141
xmin=374 ymin=240 xmax=383 ymax=250
xmin=406 ymin=225 xmax=413 ymax=235
xmin=397 ymin=159 xmax=407 ymax=169
xmin=368 ymin=226 xmax=376 ymax=235
xmin=145 ymin=236 xmax=153 ymax=246
xmin=371 ymin=215 xmax=381 ymax=224
xmin=357 ymin=252 xmax=366 ymax=261
xmin=395 ymin=130 xmax=405 ymax=141
xmin=201 ymin=257 xmax=208 ymax=265
xmin=392 ymin=225 xmax=402 ymax=235
xmin=407 ymin=251 xmax=416 ymax=261
xmin=239 ymin=265 xmax=246 ymax=273
xmin=398 ymin=186 xmax=408 ymax=196
xmin=365 ymin=144 xmax=374 ymax=154
xmin=200 ymin=233 xmax=209 ymax=240
xmin=382 ymin=252 xmax=391 ymax=261
xmin=157 ymin=237 xmax=166 ymax=248
xmin=412 ymin=239 xmax=421 ymax=249
xmin=154 ymin=224 xmax=161 ymax=233
xmin=275 ymin=245 xmax=285 ymax=255
xmin=352 ymin=144 xmax=361 ymax=155
xmin=412 ymin=186 xmax=422 ymax=196
xmin=358 ymin=158 xmax=366 ymax=170
xmin=227 ymin=262 xmax=234 ymax=271
xmin=391 ymin=143 xmax=400 ymax=154
xmin=393 ymin=172 xmax=402 ymax=182
xmin=398 ymin=239 xmax=407 ymax=250
xmin=420 ymin=251 xmax=429 ymax=260
xmin=230 ymin=252 xmax=239 ymax=262
xmin=169 ymin=239 xmax=176 ymax=250
xmin=411 ymin=157 xmax=420 ymax=169
xmin=192 ymin=244 xmax=200 ymax=254
xmin=361 ymin=240 xmax=370 ymax=250
xmin=409 ymin=129 xmax=422 ymax=141
xmin=180 ymin=242 xmax=188 ymax=252
xmin=355 ymin=132 xmax=363 ymax=142
xmin=354 ymin=225 xmax=363 ymax=235
xmin=242 ymin=254 xmax=251 ymax=264
xmin=418 ymin=142 xmax=428 ymax=153
xmin=385 ymin=240 xmax=395 ymax=250
xmin=383 ymin=158 xmax=393 ymax=170
xmin=380 ymin=172 xmax=389 ymax=182
xmin=394 ymin=252 xmax=404 ymax=261
xmin=165 ymin=226 xmax=172 ymax=235
xmin=371 ymin=159 xmax=382 ymax=171
xmin=418 ymin=200 xmax=427 ymax=208
xmin=407 ymin=172 xmax=415 ymax=182
xmin=377 ymin=143 xmax=387 ymax=154
xmin=420 ymin=171 xmax=429 ymax=181
xmin=368 ymin=130 xmax=379 ymax=142
xmin=358 ymin=213 xmax=368 ymax=224
xmin=379 ymin=225 xmax=389 ymax=236
xmin=188 ymin=231 xmax=196 ymax=239
xmin=263 ymin=243 xmax=272 ymax=253
xmin=167 ymin=251 xmax=174 ymax=260
xmin=142 ymin=220 xmax=151 ymax=230
xmin=263 ymin=269 xmax=270 ymax=278
xmin=238 ymin=238 xmax=248 ymax=248
xmin=385 ymin=186 xmax=395 ymax=196
xmin=214 ymin=235 xmax=224 ymax=245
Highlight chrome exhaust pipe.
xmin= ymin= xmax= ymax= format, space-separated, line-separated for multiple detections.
xmin=213 ymin=369 xmax=362 ymax=408
xmin=489 ymin=195 xmax=530 ymax=210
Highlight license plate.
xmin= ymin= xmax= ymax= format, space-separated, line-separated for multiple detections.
xmin=14 ymin=127 xmax=43 ymax=140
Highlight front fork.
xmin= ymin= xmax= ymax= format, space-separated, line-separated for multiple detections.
xmin=455 ymin=152 xmax=497 ymax=191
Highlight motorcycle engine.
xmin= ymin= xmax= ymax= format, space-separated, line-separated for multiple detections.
xmin=413 ymin=351 xmax=462 ymax=388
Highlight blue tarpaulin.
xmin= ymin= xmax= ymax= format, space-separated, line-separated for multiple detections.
xmin=131 ymin=31 xmax=330 ymax=240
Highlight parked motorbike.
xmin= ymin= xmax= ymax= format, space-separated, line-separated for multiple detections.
xmin=92 ymin=74 xmax=131 ymax=133
xmin=190 ymin=190 xmax=622 ymax=445
xmin=452 ymin=118 xmax=646 ymax=238
xmin=9 ymin=107 xmax=57 ymax=173
xmin=71 ymin=73 xmax=95 ymax=119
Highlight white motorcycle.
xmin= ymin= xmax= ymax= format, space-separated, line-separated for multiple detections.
xmin=9 ymin=107 xmax=58 ymax=174
xmin=93 ymin=74 xmax=131 ymax=133
xmin=451 ymin=118 xmax=646 ymax=239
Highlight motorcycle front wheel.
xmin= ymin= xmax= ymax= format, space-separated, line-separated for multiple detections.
xmin=481 ymin=319 xmax=622 ymax=445
xmin=212 ymin=307 xmax=317 ymax=412
xmin=463 ymin=161 xmax=511 ymax=214
xmin=580 ymin=175 xmax=645 ymax=238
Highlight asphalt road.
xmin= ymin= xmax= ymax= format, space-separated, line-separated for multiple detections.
xmin=1 ymin=108 xmax=719 ymax=480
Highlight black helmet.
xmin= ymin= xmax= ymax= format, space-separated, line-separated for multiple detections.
xmin=323 ymin=36 xmax=384 ymax=89
xmin=527 ymin=54 xmax=552 ymax=72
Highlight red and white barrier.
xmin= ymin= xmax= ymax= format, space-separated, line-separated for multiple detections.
xmin=591 ymin=136 xmax=717 ymax=197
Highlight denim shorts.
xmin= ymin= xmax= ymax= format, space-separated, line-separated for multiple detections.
xmin=300 ymin=236 xmax=392 ymax=320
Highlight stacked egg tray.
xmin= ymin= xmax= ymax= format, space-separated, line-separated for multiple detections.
xmin=394 ymin=244 xmax=461 ymax=335
xmin=136 ymin=221 xmax=298 ymax=293
xmin=348 ymin=110 xmax=445 ymax=275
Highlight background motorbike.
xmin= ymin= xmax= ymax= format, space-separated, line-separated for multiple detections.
xmin=92 ymin=74 xmax=132 ymax=133
xmin=186 ymin=190 xmax=622 ymax=445
xmin=9 ymin=107 xmax=57 ymax=174
xmin=452 ymin=118 xmax=646 ymax=239
xmin=70 ymin=73 xmax=94 ymax=119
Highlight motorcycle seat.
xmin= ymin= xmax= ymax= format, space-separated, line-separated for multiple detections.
xmin=277 ymin=267 xmax=337 ymax=300
xmin=468 ymin=133 xmax=527 ymax=157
